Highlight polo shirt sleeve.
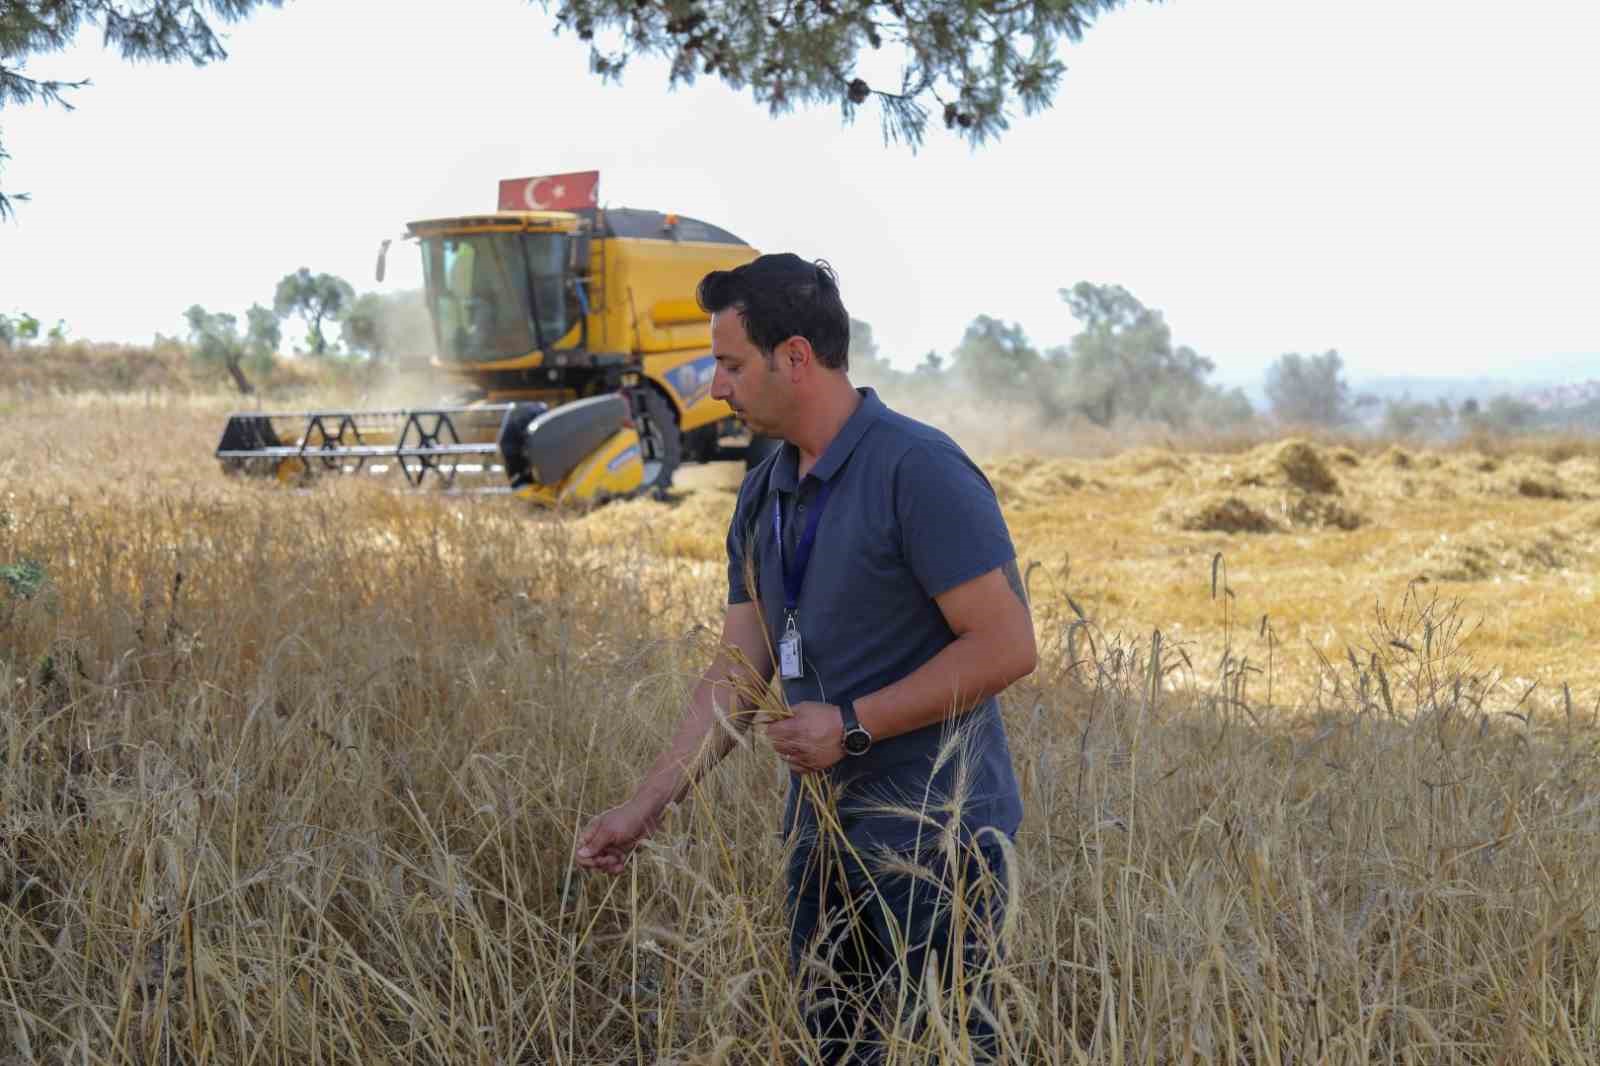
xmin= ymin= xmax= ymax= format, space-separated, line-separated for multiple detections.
xmin=725 ymin=466 xmax=765 ymax=605
xmin=894 ymin=440 xmax=1016 ymax=598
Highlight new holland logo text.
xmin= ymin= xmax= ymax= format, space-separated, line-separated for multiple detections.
xmin=664 ymin=356 xmax=716 ymax=409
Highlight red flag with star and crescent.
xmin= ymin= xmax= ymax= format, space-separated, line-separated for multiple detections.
xmin=497 ymin=171 xmax=600 ymax=212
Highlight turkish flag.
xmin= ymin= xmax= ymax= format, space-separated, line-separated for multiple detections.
xmin=497 ymin=171 xmax=600 ymax=212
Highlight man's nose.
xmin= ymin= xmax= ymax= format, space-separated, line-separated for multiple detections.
xmin=710 ymin=366 xmax=731 ymax=401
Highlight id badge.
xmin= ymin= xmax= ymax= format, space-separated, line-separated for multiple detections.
xmin=779 ymin=615 xmax=803 ymax=680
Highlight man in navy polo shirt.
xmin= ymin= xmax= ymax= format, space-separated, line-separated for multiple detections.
xmin=576 ymin=254 xmax=1036 ymax=1063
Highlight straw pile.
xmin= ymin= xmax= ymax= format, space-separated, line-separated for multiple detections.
xmin=1418 ymin=521 xmax=1579 ymax=581
xmin=1166 ymin=493 xmax=1281 ymax=534
xmin=985 ymin=455 xmax=1103 ymax=508
xmin=1376 ymin=445 xmax=1414 ymax=470
xmin=1327 ymin=446 xmax=1362 ymax=468
xmin=1160 ymin=438 xmax=1364 ymax=534
xmin=1360 ymin=449 xmax=1588 ymax=502
xmin=1416 ymin=504 xmax=1600 ymax=581
xmin=1245 ymin=439 xmax=1342 ymax=494
xmin=1557 ymin=455 xmax=1600 ymax=488
xmin=1097 ymin=447 xmax=1193 ymax=488
xmin=1496 ymin=456 xmax=1572 ymax=500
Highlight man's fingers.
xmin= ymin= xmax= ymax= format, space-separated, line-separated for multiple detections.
xmin=577 ymin=818 xmax=622 ymax=860
xmin=576 ymin=826 xmax=605 ymax=859
xmin=577 ymin=841 xmax=625 ymax=872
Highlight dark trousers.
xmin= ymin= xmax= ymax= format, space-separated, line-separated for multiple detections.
xmin=786 ymin=839 xmax=1010 ymax=1066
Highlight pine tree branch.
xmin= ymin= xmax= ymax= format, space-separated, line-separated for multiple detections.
xmin=547 ymin=0 xmax=1131 ymax=151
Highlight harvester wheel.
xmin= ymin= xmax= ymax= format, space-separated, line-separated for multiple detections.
xmin=635 ymin=389 xmax=683 ymax=496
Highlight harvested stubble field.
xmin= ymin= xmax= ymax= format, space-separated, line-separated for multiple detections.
xmin=3 ymin=386 xmax=1600 ymax=1064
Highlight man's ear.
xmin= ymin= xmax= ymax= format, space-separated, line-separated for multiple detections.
xmin=782 ymin=336 xmax=814 ymax=375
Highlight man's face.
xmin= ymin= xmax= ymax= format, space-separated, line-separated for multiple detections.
xmin=710 ymin=310 xmax=789 ymax=437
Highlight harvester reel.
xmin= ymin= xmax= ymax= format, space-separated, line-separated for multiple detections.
xmin=305 ymin=413 xmax=367 ymax=474
xmin=216 ymin=406 xmax=509 ymax=491
xmin=397 ymin=411 xmax=464 ymax=487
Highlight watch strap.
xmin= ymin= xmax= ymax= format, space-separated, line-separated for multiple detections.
xmin=839 ymin=697 xmax=871 ymax=756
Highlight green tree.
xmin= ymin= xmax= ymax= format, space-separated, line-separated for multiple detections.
xmin=244 ymin=302 xmax=281 ymax=374
xmin=1466 ymin=394 xmax=1540 ymax=434
xmin=1 ymin=311 xmax=40 ymax=344
xmin=339 ymin=289 xmax=435 ymax=363
xmin=557 ymin=0 xmax=1131 ymax=149
xmin=274 ymin=268 xmax=354 ymax=357
xmin=1 ymin=1 xmax=283 ymax=219
xmin=1382 ymin=396 xmax=1453 ymax=439
xmin=846 ymin=316 xmax=902 ymax=385
xmin=184 ymin=304 xmax=255 ymax=394
xmin=1055 ymin=282 xmax=1252 ymax=428
xmin=1264 ymin=350 xmax=1350 ymax=426
xmin=342 ymin=293 xmax=384 ymax=361
xmin=952 ymin=315 xmax=1061 ymax=416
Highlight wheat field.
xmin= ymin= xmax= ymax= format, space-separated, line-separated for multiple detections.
xmin=2 ymin=385 xmax=1599 ymax=1064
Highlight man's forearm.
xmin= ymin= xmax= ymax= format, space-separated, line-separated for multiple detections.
xmin=855 ymin=627 xmax=1035 ymax=743
xmin=632 ymin=671 xmax=752 ymax=815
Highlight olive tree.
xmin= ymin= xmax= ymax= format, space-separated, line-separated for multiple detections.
xmin=274 ymin=268 xmax=354 ymax=357
xmin=1264 ymin=350 xmax=1351 ymax=426
xmin=184 ymin=304 xmax=254 ymax=394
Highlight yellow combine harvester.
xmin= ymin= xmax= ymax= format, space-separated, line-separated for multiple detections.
xmin=216 ymin=170 xmax=763 ymax=504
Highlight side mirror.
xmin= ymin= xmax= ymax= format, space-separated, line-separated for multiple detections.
xmin=375 ymin=238 xmax=392 ymax=282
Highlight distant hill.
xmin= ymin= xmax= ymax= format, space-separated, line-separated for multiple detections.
xmin=1217 ymin=354 xmax=1600 ymax=435
xmin=1221 ymin=355 xmax=1599 ymax=414
xmin=1349 ymin=375 xmax=1519 ymax=408
xmin=1351 ymin=374 xmax=1600 ymax=414
xmin=1349 ymin=352 xmax=1599 ymax=404
xmin=1521 ymin=379 xmax=1600 ymax=413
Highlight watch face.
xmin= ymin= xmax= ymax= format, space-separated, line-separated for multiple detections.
xmin=843 ymin=728 xmax=871 ymax=756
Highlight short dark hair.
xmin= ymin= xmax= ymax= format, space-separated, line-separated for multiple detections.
xmin=696 ymin=253 xmax=850 ymax=371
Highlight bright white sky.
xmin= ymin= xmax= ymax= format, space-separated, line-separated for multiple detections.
xmin=2 ymin=0 xmax=1597 ymax=386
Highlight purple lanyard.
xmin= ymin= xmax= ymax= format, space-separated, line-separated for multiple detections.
xmin=773 ymin=479 xmax=834 ymax=614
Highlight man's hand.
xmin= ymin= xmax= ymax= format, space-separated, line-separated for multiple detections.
xmin=575 ymin=798 xmax=659 ymax=875
xmin=763 ymin=702 xmax=845 ymax=775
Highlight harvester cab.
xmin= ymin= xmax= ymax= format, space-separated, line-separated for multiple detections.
xmin=216 ymin=170 xmax=762 ymax=504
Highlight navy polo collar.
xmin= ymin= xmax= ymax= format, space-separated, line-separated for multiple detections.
xmin=770 ymin=388 xmax=885 ymax=492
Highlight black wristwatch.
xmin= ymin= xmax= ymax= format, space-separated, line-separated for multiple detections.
xmin=839 ymin=697 xmax=872 ymax=756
